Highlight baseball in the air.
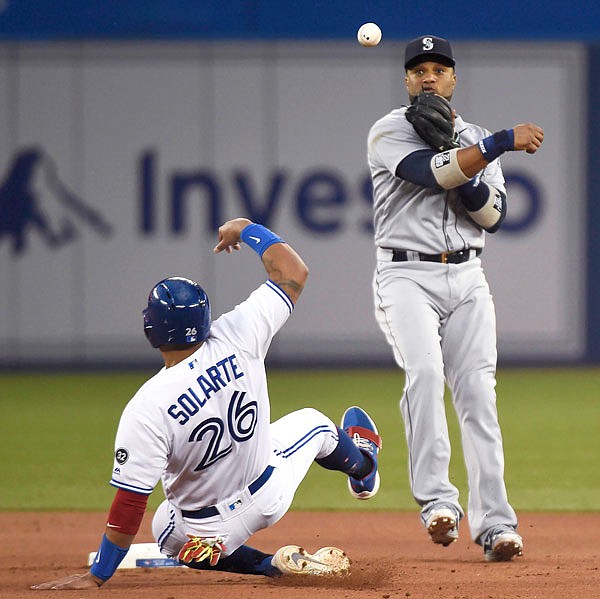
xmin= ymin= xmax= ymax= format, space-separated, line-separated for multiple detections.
xmin=357 ymin=22 xmax=382 ymax=47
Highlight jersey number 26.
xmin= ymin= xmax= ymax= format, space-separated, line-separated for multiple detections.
xmin=188 ymin=390 xmax=257 ymax=471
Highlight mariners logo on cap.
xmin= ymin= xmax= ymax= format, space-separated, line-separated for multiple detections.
xmin=405 ymin=35 xmax=455 ymax=69
xmin=422 ymin=37 xmax=434 ymax=51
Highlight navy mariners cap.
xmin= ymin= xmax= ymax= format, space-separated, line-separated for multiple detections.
xmin=404 ymin=35 xmax=455 ymax=70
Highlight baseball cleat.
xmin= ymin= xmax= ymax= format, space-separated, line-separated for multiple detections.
xmin=341 ymin=406 xmax=382 ymax=499
xmin=271 ymin=545 xmax=350 ymax=576
xmin=425 ymin=506 xmax=460 ymax=546
xmin=483 ymin=527 xmax=523 ymax=562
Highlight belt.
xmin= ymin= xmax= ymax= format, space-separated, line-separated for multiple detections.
xmin=383 ymin=247 xmax=482 ymax=264
xmin=181 ymin=465 xmax=275 ymax=519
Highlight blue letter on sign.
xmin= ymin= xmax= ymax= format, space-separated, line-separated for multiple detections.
xmin=502 ymin=172 xmax=542 ymax=233
xmin=296 ymin=171 xmax=346 ymax=233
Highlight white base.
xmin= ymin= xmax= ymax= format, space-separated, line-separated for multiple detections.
xmin=87 ymin=542 xmax=183 ymax=569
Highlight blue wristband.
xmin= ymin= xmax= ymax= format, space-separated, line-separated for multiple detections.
xmin=240 ymin=223 xmax=284 ymax=257
xmin=90 ymin=534 xmax=129 ymax=582
xmin=478 ymin=129 xmax=514 ymax=163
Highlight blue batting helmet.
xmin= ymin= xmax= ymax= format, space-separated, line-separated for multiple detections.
xmin=143 ymin=277 xmax=211 ymax=348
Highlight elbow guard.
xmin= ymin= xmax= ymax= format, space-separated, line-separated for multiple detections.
xmin=430 ymin=148 xmax=471 ymax=189
xmin=457 ymin=179 xmax=506 ymax=233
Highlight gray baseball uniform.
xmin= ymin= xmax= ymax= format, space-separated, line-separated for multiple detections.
xmin=369 ymin=105 xmax=517 ymax=543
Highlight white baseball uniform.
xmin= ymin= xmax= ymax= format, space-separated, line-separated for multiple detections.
xmin=110 ymin=280 xmax=341 ymax=556
xmin=368 ymin=106 xmax=517 ymax=543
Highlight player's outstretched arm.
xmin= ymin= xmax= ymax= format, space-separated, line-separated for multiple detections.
xmin=422 ymin=122 xmax=544 ymax=191
xmin=31 ymin=489 xmax=146 ymax=590
xmin=260 ymin=242 xmax=308 ymax=305
xmin=457 ymin=123 xmax=544 ymax=178
xmin=398 ymin=123 xmax=544 ymax=191
xmin=214 ymin=218 xmax=309 ymax=305
xmin=30 ymin=528 xmax=137 ymax=590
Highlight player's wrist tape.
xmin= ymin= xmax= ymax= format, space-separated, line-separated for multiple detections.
xmin=478 ymin=129 xmax=514 ymax=162
xmin=89 ymin=534 xmax=129 ymax=581
xmin=240 ymin=223 xmax=284 ymax=257
xmin=430 ymin=148 xmax=471 ymax=189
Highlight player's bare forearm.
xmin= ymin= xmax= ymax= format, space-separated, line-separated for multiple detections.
xmin=262 ymin=243 xmax=308 ymax=305
xmin=457 ymin=145 xmax=490 ymax=178
xmin=105 ymin=527 xmax=136 ymax=548
xmin=214 ymin=218 xmax=308 ymax=304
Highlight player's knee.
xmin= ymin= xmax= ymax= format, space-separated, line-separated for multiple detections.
xmin=295 ymin=407 xmax=331 ymax=427
xmin=453 ymin=369 xmax=496 ymax=405
xmin=408 ymin=363 xmax=445 ymax=388
xmin=457 ymin=367 xmax=494 ymax=389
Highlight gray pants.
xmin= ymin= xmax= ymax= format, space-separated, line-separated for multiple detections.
xmin=373 ymin=257 xmax=517 ymax=543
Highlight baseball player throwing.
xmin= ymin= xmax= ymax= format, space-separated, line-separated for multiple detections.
xmin=368 ymin=35 xmax=543 ymax=561
xmin=32 ymin=217 xmax=382 ymax=589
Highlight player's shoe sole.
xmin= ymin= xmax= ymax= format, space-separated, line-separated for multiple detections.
xmin=341 ymin=406 xmax=382 ymax=500
xmin=271 ymin=545 xmax=350 ymax=576
xmin=483 ymin=529 xmax=523 ymax=562
xmin=348 ymin=471 xmax=381 ymax=499
xmin=425 ymin=507 xmax=459 ymax=546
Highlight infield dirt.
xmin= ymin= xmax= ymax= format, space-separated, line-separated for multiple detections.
xmin=2 ymin=511 xmax=598 ymax=599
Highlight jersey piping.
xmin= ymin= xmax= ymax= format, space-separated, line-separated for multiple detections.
xmin=274 ymin=425 xmax=338 ymax=458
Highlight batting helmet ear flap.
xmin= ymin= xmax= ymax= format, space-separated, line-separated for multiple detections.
xmin=143 ymin=277 xmax=211 ymax=348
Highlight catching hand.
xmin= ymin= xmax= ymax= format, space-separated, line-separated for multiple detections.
xmin=405 ymin=93 xmax=460 ymax=152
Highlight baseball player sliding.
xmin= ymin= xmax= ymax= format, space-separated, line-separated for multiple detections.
xmin=32 ymin=217 xmax=382 ymax=590
xmin=368 ymin=35 xmax=543 ymax=561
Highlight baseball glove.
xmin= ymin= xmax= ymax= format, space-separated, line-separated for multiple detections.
xmin=405 ymin=93 xmax=460 ymax=152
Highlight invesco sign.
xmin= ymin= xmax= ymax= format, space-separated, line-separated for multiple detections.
xmin=137 ymin=150 xmax=542 ymax=237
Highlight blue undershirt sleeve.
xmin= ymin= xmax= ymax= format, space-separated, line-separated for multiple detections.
xmin=395 ymin=149 xmax=440 ymax=188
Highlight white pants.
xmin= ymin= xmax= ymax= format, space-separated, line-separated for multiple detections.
xmin=373 ymin=257 xmax=517 ymax=542
xmin=152 ymin=407 xmax=339 ymax=557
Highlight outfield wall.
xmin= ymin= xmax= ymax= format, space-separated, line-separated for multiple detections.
xmin=0 ymin=40 xmax=587 ymax=367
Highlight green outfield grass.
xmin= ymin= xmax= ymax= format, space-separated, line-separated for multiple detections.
xmin=1 ymin=368 xmax=599 ymax=512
